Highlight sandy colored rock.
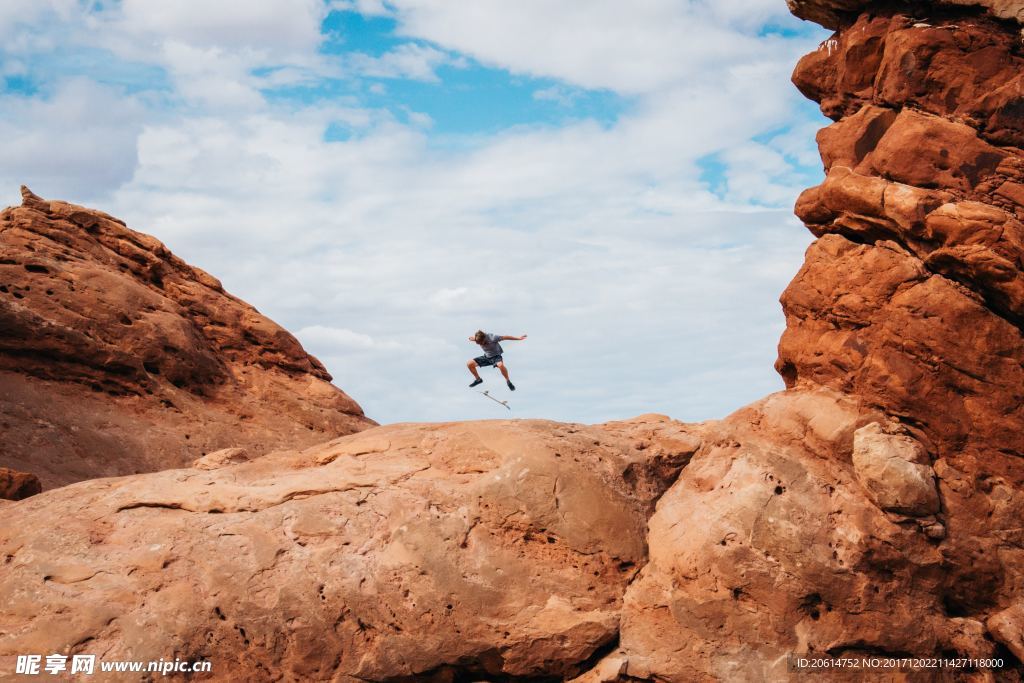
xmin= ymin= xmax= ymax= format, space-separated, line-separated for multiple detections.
xmin=0 ymin=467 xmax=41 ymax=500
xmin=0 ymin=188 xmax=374 ymax=487
xmin=5 ymin=0 xmax=1024 ymax=679
xmin=0 ymin=418 xmax=704 ymax=680
xmin=192 ymin=447 xmax=254 ymax=470
xmin=578 ymin=2 xmax=1024 ymax=678
xmin=610 ymin=389 xmax=998 ymax=680
xmin=862 ymin=110 xmax=1005 ymax=192
xmin=851 ymin=422 xmax=940 ymax=516
xmin=988 ymin=602 xmax=1024 ymax=662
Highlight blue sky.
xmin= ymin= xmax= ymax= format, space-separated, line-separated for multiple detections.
xmin=0 ymin=0 xmax=831 ymax=425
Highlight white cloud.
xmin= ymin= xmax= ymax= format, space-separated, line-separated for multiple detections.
xmin=118 ymin=0 xmax=328 ymax=55
xmin=330 ymin=0 xmax=392 ymax=17
xmin=0 ymin=0 xmax=78 ymax=45
xmin=297 ymin=325 xmax=405 ymax=351
xmin=386 ymin=0 xmax=800 ymax=94
xmin=158 ymin=41 xmax=267 ymax=109
xmin=533 ymin=86 xmax=576 ymax=107
xmin=0 ymin=79 xmax=144 ymax=200
xmin=765 ymin=118 xmax=825 ymax=168
xmin=721 ymin=142 xmax=805 ymax=206
xmin=349 ymin=43 xmax=461 ymax=82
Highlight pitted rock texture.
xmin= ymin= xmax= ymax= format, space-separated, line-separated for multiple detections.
xmin=780 ymin=5 xmax=1024 ymax=465
xmin=0 ymin=418 xmax=705 ymax=681
xmin=0 ymin=187 xmax=373 ymax=488
xmin=989 ymin=602 xmax=1024 ymax=662
xmin=574 ymin=3 xmax=1024 ymax=680
xmin=5 ymin=2 xmax=1024 ymax=680
xmin=605 ymin=389 xmax=1000 ymax=680
xmin=646 ymin=1 xmax=1024 ymax=678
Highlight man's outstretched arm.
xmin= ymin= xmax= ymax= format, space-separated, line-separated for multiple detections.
xmin=499 ymin=334 xmax=527 ymax=341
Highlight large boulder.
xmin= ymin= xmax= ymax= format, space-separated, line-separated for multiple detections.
xmin=0 ymin=418 xmax=704 ymax=680
xmin=601 ymin=389 xmax=996 ymax=680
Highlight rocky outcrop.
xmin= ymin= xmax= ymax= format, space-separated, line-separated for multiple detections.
xmin=0 ymin=418 xmax=705 ymax=680
xmin=585 ymin=1 xmax=1024 ymax=678
xmin=0 ymin=467 xmax=42 ymax=500
xmin=192 ymin=447 xmax=254 ymax=470
xmin=0 ymin=187 xmax=373 ymax=487
xmin=788 ymin=0 xmax=1024 ymax=28
xmin=779 ymin=4 xmax=1024 ymax=619
xmin=604 ymin=390 xmax=997 ymax=680
xmin=3 ymin=0 xmax=1024 ymax=679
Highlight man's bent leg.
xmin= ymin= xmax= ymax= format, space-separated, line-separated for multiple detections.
xmin=496 ymin=361 xmax=510 ymax=381
xmin=467 ymin=360 xmax=482 ymax=379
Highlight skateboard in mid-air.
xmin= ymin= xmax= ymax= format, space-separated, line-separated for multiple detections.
xmin=476 ymin=389 xmax=511 ymax=411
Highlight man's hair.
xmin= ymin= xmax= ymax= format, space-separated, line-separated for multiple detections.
xmin=474 ymin=330 xmax=487 ymax=344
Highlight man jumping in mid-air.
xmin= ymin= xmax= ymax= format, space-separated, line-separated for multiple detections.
xmin=467 ymin=330 xmax=527 ymax=391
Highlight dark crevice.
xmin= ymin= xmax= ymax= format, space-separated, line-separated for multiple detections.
xmin=569 ymin=633 xmax=622 ymax=679
xmin=115 ymin=502 xmax=185 ymax=513
xmin=825 ymin=643 xmax=914 ymax=659
xmin=384 ymin=631 xmax=621 ymax=683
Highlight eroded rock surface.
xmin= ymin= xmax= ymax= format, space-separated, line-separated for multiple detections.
xmin=4 ymin=0 xmax=1024 ymax=680
xmin=603 ymin=389 xmax=1002 ymax=680
xmin=585 ymin=1 xmax=1024 ymax=679
xmin=0 ymin=188 xmax=373 ymax=487
xmin=0 ymin=418 xmax=704 ymax=681
xmin=852 ymin=422 xmax=940 ymax=515
xmin=0 ymin=467 xmax=42 ymax=501
xmin=788 ymin=0 xmax=1024 ymax=29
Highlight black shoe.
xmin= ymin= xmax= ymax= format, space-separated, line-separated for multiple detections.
xmin=469 ymin=378 xmax=483 ymax=387
xmin=507 ymin=381 xmax=515 ymax=391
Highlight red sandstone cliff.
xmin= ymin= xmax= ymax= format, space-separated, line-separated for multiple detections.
xmin=593 ymin=2 xmax=1024 ymax=677
xmin=0 ymin=187 xmax=373 ymax=490
xmin=2 ymin=0 xmax=1024 ymax=680
xmin=599 ymin=2 xmax=1024 ymax=677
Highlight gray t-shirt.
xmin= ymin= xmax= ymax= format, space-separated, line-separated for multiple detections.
xmin=479 ymin=333 xmax=504 ymax=357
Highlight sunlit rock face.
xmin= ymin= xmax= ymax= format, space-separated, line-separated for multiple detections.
xmin=0 ymin=418 xmax=705 ymax=680
xmin=4 ymin=1 xmax=1024 ymax=679
xmin=597 ymin=2 xmax=1024 ymax=679
xmin=778 ymin=10 xmax=1024 ymax=636
xmin=0 ymin=187 xmax=373 ymax=488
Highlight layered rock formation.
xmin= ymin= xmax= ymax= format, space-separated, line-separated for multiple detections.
xmin=3 ymin=0 xmax=1024 ymax=680
xmin=0 ymin=187 xmax=373 ymax=488
xmin=593 ymin=1 xmax=1024 ymax=678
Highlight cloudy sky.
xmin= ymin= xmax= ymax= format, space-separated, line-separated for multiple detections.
xmin=0 ymin=0 xmax=830 ymax=425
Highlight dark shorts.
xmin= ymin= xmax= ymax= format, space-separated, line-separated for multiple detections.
xmin=473 ymin=354 xmax=503 ymax=367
